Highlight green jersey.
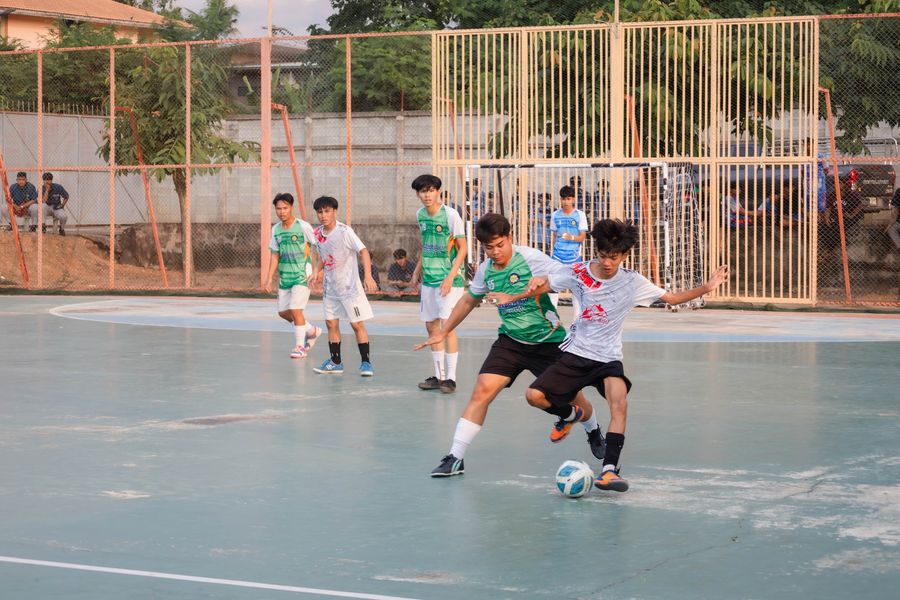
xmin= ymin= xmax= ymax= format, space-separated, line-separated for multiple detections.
xmin=417 ymin=204 xmax=466 ymax=288
xmin=268 ymin=219 xmax=315 ymax=289
xmin=468 ymin=246 xmax=565 ymax=344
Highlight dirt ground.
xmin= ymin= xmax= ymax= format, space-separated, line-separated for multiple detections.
xmin=0 ymin=230 xmax=259 ymax=292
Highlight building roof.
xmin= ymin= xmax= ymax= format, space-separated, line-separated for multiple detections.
xmin=0 ymin=0 xmax=176 ymax=29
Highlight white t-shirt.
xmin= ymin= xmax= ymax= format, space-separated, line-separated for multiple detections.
xmin=549 ymin=262 xmax=666 ymax=362
xmin=313 ymin=221 xmax=366 ymax=300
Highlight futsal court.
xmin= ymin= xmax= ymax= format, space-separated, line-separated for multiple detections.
xmin=1 ymin=295 xmax=898 ymax=599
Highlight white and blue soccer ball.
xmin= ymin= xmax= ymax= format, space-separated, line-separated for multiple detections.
xmin=555 ymin=460 xmax=595 ymax=498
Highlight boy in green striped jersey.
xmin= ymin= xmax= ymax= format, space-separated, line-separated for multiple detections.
xmin=264 ymin=193 xmax=322 ymax=359
xmin=410 ymin=174 xmax=468 ymax=394
xmin=415 ymin=213 xmax=601 ymax=477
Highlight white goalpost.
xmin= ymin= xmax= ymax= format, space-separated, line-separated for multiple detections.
xmin=458 ymin=162 xmax=706 ymax=309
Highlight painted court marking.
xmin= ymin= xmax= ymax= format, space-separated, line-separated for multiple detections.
xmin=0 ymin=556 xmax=423 ymax=600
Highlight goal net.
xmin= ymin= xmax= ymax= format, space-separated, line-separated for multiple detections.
xmin=455 ymin=162 xmax=706 ymax=309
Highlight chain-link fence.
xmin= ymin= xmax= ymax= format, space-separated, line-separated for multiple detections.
xmin=0 ymin=16 xmax=897 ymax=307
xmin=817 ymin=15 xmax=900 ymax=306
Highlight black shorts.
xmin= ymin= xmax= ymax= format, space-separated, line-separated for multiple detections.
xmin=529 ymin=352 xmax=632 ymax=407
xmin=479 ymin=334 xmax=564 ymax=388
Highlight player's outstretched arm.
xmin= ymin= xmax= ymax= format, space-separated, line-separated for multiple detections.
xmin=413 ymin=292 xmax=480 ymax=350
xmin=659 ymin=265 xmax=728 ymax=306
xmin=486 ymin=276 xmax=551 ymax=306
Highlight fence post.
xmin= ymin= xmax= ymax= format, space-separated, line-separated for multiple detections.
xmin=109 ymin=48 xmax=116 ymax=289
xmin=345 ymin=36 xmax=353 ymax=226
xmin=36 ymin=51 xmax=43 ymax=287
xmin=260 ymin=38 xmax=272 ymax=289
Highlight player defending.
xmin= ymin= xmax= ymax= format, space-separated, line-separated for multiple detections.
xmin=416 ymin=213 xmax=602 ymax=477
xmin=549 ymin=185 xmax=589 ymax=313
xmin=310 ymin=196 xmax=378 ymax=376
xmin=526 ymin=219 xmax=728 ymax=492
xmin=410 ymin=174 xmax=467 ymax=394
xmin=264 ymin=193 xmax=321 ymax=359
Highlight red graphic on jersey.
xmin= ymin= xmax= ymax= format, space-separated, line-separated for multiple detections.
xmin=580 ymin=304 xmax=609 ymax=324
xmin=572 ymin=262 xmax=602 ymax=289
xmin=322 ymin=255 xmax=336 ymax=271
xmin=314 ymin=227 xmax=327 ymax=243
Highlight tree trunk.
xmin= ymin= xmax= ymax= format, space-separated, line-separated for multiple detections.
xmin=173 ymin=169 xmax=192 ymax=287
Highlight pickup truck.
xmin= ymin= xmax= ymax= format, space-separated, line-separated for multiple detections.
xmin=825 ymin=163 xmax=897 ymax=212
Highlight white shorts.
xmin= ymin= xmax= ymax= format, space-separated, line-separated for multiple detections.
xmin=323 ymin=290 xmax=374 ymax=323
xmin=278 ymin=285 xmax=310 ymax=312
xmin=420 ymin=285 xmax=465 ymax=322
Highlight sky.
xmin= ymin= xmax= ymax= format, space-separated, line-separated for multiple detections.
xmin=174 ymin=0 xmax=334 ymax=38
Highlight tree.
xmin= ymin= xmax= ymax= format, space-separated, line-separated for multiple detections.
xmin=99 ymin=1 xmax=257 ymax=284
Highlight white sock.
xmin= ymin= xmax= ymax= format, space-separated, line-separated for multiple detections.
xmin=565 ymin=406 xmax=578 ymax=422
xmin=582 ymin=411 xmax=599 ymax=432
xmin=432 ymin=350 xmax=446 ymax=380
xmin=449 ymin=418 xmax=482 ymax=459
xmin=294 ymin=326 xmax=307 ymax=347
xmin=445 ymin=352 xmax=459 ymax=381
xmin=305 ymin=322 xmax=318 ymax=336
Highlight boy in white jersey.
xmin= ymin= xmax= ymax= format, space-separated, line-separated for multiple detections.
xmin=309 ymin=196 xmax=378 ymax=376
xmin=415 ymin=213 xmax=601 ymax=477
xmin=410 ymin=174 xmax=467 ymax=394
xmin=526 ymin=219 xmax=728 ymax=492
xmin=264 ymin=193 xmax=322 ymax=359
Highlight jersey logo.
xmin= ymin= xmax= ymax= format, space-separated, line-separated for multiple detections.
xmin=435 ymin=224 xmax=444 ymax=233
xmin=322 ymin=255 xmax=336 ymax=271
xmin=569 ymin=219 xmax=576 ymax=227
xmin=314 ymin=227 xmax=327 ymax=243
xmin=290 ymin=234 xmax=299 ymax=242
xmin=508 ymin=273 xmax=521 ymax=285
xmin=580 ymin=304 xmax=609 ymax=324
xmin=572 ymin=263 xmax=602 ymax=289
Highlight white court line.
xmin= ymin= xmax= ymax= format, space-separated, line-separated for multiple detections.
xmin=0 ymin=556 xmax=423 ymax=600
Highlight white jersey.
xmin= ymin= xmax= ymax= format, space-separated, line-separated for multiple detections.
xmin=549 ymin=262 xmax=665 ymax=362
xmin=313 ymin=221 xmax=366 ymax=301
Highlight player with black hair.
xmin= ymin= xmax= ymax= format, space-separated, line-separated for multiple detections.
xmin=264 ymin=193 xmax=321 ymax=359
xmin=310 ymin=195 xmax=378 ymax=376
xmin=526 ymin=219 xmax=728 ymax=492
xmin=416 ymin=213 xmax=602 ymax=477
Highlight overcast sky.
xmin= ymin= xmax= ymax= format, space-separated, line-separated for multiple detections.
xmin=175 ymin=0 xmax=333 ymax=37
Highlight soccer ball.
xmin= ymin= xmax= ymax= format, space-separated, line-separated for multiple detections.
xmin=555 ymin=460 xmax=595 ymax=498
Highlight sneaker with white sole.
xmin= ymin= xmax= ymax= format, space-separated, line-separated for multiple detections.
xmin=313 ymin=358 xmax=344 ymax=374
xmin=594 ymin=467 xmax=629 ymax=492
xmin=359 ymin=361 xmax=374 ymax=377
xmin=290 ymin=345 xmax=308 ymax=359
xmin=430 ymin=454 xmax=464 ymax=477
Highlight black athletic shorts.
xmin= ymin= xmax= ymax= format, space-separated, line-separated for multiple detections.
xmin=478 ymin=334 xmax=564 ymax=388
xmin=529 ymin=352 xmax=632 ymax=407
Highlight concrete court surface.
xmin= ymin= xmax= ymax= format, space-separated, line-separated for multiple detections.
xmin=0 ymin=295 xmax=898 ymax=599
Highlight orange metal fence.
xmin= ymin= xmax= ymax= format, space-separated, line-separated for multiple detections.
xmin=0 ymin=16 xmax=896 ymax=308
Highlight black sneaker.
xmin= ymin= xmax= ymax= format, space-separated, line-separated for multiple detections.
xmin=431 ymin=454 xmax=464 ymax=477
xmin=439 ymin=379 xmax=456 ymax=394
xmin=58 ymin=227 xmax=65 ymax=236
xmin=418 ymin=376 xmax=441 ymax=390
xmin=587 ymin=426 xmax=606 ymax=461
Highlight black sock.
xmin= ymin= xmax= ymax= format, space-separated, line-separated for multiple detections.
xmin=358 ymin=342 xmax=370 ymax=363
xmin=603 ymin=432 xmax=625 ymax=469
xmin=329 ymin=342 xmax=342 ymax=365
xmin=542 ymin=403 xmax=572 ymax=419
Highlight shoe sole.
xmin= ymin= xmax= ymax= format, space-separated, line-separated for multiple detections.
xmin=290 ymin=355 xmax=307 ymax=359
xmin=306 ymin=328 xmax=321 ymax=351
xmin=360 ymin=372 xmax=374 ymax=377
xmin=430 ymin=470 xmax=463 ymax=477
xmin=418 ymin=384 xmax=440 ymax=390
xmin=595 ymin=479 xmax=629 ymax=492
xmin=439 ymin=387 xmax=455 ymax=394
xmin=313 ymin=369 xmax=344 ymax=374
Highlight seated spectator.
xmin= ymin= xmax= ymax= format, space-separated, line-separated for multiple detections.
xmin=383 ymin=248 xmax=417 ymax=295
xmin=723 ymin=183 xmax=754 ymax=226
xmin=1 ymin=172 xmax=39 ymax=231
xmin=358 ymin=259 xmax=381 ymax=291
xmin=41 ymin=172 xmax=70 ymax=235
